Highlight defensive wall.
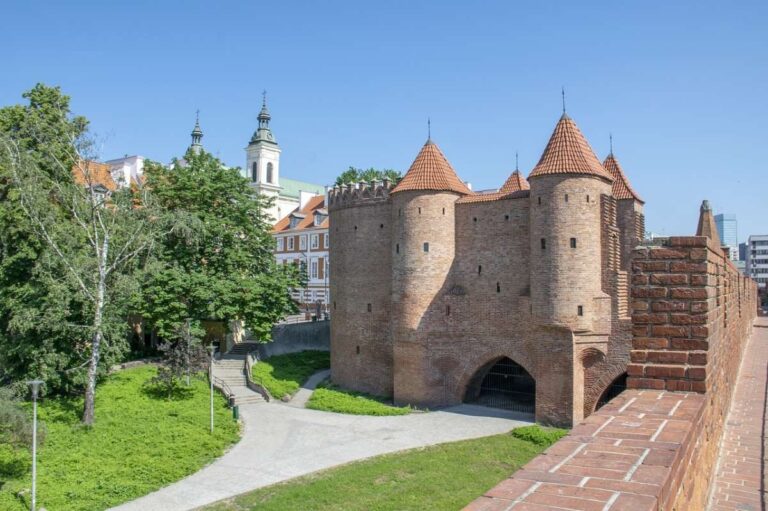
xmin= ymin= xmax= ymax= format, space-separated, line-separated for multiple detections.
xmin=465 ymin=228 xmax=758 ymax=511
xmin=257 ymin=320 xmax=330 ymax=359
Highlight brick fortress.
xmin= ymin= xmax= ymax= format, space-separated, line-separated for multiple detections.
xmin=329 ymin=112 xmax=645 ymax=426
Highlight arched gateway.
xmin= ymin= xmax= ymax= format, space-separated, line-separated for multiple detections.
xmin=465 ymin=357 xmax=535 ymax=414
xmin=595 ymin=372 xmax=628 ymax=411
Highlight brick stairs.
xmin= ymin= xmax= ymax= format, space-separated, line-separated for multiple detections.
xmin=212 ymin=343 xmax=264 ymax=406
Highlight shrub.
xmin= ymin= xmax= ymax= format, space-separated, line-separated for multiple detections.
xmin=0 ymin=444 xmax=29 ymax=480
xmin=511 ymin=425 xmax=568 ymax=446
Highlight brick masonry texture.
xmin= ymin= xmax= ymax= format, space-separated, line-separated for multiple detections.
xmin=329 ymin=167 xmax=643 ymax=426
xmin=466 ymin=235 xmax=759 ymax=511
xmin=707 ymin=317 xmax=768 ymax=511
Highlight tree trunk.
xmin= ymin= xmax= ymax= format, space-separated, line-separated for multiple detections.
xmin=83 ymin=234 xmax=108 ymax=425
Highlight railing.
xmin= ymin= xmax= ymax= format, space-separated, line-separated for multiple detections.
xmin=245 ymin=351 xmax=272 ymax=402
xmin=210 ymin=373 xmax=235 ymax=406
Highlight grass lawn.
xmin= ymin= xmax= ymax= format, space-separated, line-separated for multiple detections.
xmin=0 ymin=365 xmax=239 ymax=511
xmin=203 ymin=426 xmax=563 ymax=511
xmin=251 ymin=351 xmax=330 ymax=399
xmin=307 ymin=382 xmax=411 ymax=416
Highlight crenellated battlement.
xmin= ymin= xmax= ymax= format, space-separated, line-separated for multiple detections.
xmin=327 ymin=179 xmax=398 ymax=211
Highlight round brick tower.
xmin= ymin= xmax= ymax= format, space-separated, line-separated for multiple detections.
xmin=529 ymin=113 xmax=614 ymax=331
xmin=390 ymin=139 xmax=471 ymax=405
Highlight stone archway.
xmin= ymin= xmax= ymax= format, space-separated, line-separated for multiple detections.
xmin=595 ymin=372 xmax=628 ymax=411
xmin=464 ymin=357 xmax=535 ymax=414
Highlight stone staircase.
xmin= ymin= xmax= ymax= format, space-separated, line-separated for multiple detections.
xmin=212 ymin=343 xmax=265 ymax=406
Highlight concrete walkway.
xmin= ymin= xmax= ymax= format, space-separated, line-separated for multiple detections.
xmin=708 ymin=317 xmax=768 ymax=511
xmin=110 ymin=401 xmax=532 ymax=511
xmin=285 ymin=368 xmax=330 ymax=408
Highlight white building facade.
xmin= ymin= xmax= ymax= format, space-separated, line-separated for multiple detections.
xmin=746 ymin=234 xmax=768 ymax=291
xmin=272 ymin=195 xmax=330 ymax=311
xmin=244 ymin=95 xmax=324 ymax=224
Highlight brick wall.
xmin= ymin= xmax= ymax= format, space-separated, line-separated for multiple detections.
xmin=466 ymin=235 xmax=758 ymax=510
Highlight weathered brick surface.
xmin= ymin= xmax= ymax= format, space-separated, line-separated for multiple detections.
xmin=467 ymin=236 xmax=759 ymax=511
xmin=329 ymin=173 xmax=639 ymax=426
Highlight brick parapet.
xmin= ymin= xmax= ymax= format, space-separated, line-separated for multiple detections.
xmin=627 ymin=236 xmax=757 ymax=393
xmin=464 ymin=390 xmax=705 ymax=511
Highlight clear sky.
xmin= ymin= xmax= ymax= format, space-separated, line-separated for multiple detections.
xmin=2 ymin=1 xmax=766 ymax=241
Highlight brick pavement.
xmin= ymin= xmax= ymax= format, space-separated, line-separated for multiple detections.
xmin=707 ymin=317 xmax=768 ymax=511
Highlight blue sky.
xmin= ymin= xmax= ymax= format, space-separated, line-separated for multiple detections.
xmin=2 ymin=1 xmax=766 ymax=241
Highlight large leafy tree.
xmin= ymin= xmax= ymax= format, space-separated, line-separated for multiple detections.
xmin=0 ymin=84 xmax=164 ymax=424
xmin=139 ymin=150 xmax=302 ymax=352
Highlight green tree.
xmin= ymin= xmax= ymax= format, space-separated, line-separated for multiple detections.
xmin=0 ymin=84 xmax=164 ymax=424
xmin=334 ymin=166 xmax=400 ymax=187
xmin=139 ymin=149 xmax=302 ymax=352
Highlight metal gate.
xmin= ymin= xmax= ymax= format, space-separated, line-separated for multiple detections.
xmin=473 ymin=358 xmax=535 ymax=414
xmin=596 ymin=373 xmax=627 ymax=410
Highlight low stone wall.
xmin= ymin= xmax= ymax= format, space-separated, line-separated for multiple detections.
xmin=465 ymin=235 xmax=758 ymax=511
xmin=257 ymin=320 xmax=330 ymax=359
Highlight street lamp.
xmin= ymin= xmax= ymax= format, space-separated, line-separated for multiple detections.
xmin=209 ymin=344 xmax=215 ymax=434
xmin=27 ymin=379 xmax=43 ymax=511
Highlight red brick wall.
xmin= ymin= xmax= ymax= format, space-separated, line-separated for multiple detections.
xmin=627 ymin=236 xmax=757 ymax=509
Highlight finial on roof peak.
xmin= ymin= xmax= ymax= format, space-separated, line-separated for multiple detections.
xmin=609 ymin=133 xmax=614 ymax=156
xmin=262 ymin=89 xmax=267 ymax=107
xmin=561 ymin=86 xmax=566 ymax=114
xmin=427 ymin=117 xmax=431 ymax=142
xmin=515 ymin=151 xmax=519 ymax=172
xmin=701 ymin=199 xmax=711 ymax=212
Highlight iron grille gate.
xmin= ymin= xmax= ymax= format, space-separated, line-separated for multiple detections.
xmin=473 ymin=358 xmax=535 ymax=414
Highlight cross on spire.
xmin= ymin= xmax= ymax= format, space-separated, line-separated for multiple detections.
xmin=561 ymin=87 xmax=566 ymax=114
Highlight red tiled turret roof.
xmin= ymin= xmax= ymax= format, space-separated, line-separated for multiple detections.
xmin=391 ymin=140 xmax=472 ymax=195
xmin=529 ymin=114 xmax=613 ymax=182
xmin=499 ymin=170 xmax=530 ymax=194
xmin=603 ymin=153 xmax=643 ymax=203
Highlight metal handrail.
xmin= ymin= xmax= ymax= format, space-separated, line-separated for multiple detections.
xmin=211 ymin=374 xmax=235 ymax=403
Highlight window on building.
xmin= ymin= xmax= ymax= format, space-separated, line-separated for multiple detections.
xmin=570 ymin=238 xmax=577 ymax=248
xmin=276 ymin=237 xmax=284 ymax=251
xmin=367 ymin=303 xmax=372 ymax=312
xmin=266 ymin=162 xmax=274 ymax=183
xmin=311 ymin=234 xmax=319 ymax=249
xmin=300 ymin=235 xmax=307 ymax=250
xmin=541 ymin=238 xmax=546 ymax=249
xmin=478 ymin=265 xmax=482 ymax=274
xmin=446 ymin=305 xmax=451 ymax=316
xmin=496 ymin=282 xmax=501 ymax=293
xmin=578 ymin=305 xmax=584 ymax=316
xmin=287 ymin=236 xmax=295 ymax=250
xmin=311 ymin=258 xmax=318 ymax=279
xmin=565 ymin=194 xmax=569 ymax=202
xmin=252 ymin=162 xmax=258 ymax=182
xmin=396 ymin=243 xmax=399 ymax=254
xmin=324 ymin=233 xmax=329 ymax=248
xmin=538 ymin=197 xmax=541 ymax=205
xmin=324 ymin=257 xmax=329 ymax=278
xmin=423 ymin=242 xmax=429 ymax=252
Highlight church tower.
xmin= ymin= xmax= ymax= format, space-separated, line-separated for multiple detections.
xmin=188 ymin=111 xmax=204 ymax=155
xmin=245 ymin=92 xmax=282 ymax=221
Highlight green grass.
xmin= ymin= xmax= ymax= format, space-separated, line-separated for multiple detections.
xmin=307 ymin=382 xmax=411 ymax=416
xmin=511 ymin=424 xmax=568 ymax=445
xmin=0 ymin=366 xmax=239 ymax=511
xmin=203 ymin=426 xmax=562 ymax=511
xmin=251 ymin=351 xmax=330 ymax=399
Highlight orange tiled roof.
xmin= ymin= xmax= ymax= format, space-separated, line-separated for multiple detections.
xmin=456 ymin=189 xmax=529 ymax=204
xmin=72 ymin=160 xmax=117 ymax=191
xmin=603 ymin=154 xmax=643 ymax=203
xmin=391 ymin=140 xmax=472 ymax=195
xmin=272 ymin=195 xmax=327 ymax=233
xmin=499 ymin=170 xmax=530 ymax=194
xmin=529 ymin=114 xmax=613 ymax=182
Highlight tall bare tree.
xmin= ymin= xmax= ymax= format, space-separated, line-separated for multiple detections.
xmin=1 ymin=127 xmax=163 ymax=424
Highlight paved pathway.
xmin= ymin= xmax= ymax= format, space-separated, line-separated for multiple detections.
xmin=110 ymin=401 xmax=532 ymax=511
xmin=708 ymin=317 xmax=768 ymax=511
xmin=286 ymin=368 xmax=330 ymax=408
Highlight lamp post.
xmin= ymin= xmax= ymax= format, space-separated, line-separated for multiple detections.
xmin=27 ymin=380 xmax=43 ymax=511
xmin=209 ymin=344 xmax=215 ymax=434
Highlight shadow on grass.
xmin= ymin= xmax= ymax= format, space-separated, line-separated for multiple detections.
xmin=141 ymin=382 xmax=195 ymax=401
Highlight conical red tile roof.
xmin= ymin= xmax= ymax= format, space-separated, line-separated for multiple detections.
xmin=391 ymin=140 xmax=472 ymax=195
xmin=603 ymin=154 xmax=643 ymax=203
xmin=499 ymin=170 xmax=530 ymax=194
xmin=529 ymin=114 xmax=613 ymax=182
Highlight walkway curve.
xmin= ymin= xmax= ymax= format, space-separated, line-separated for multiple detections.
xmin=286 ymin=368 xmax=330 ymax=408
xmin=109 ymin=401 xmax=532 ymax=511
